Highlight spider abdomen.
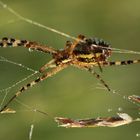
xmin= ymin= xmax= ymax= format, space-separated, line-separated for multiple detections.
xmin=73 ymin=38 xmax=112 ymax=63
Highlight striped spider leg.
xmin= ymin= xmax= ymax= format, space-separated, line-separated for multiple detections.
xmin=0 ymin=35 xmax=82 ymax=112
xmin=71 ymin=35 xmax=140 ymax=91
xmin=0 ymin=37 xmax=69 ymax=112
xmin=0 ymin=35 xmax=140 ymax=112
xmin=0 ymin=63 xmax=68 ymax=113
xmin=0 ymin=37 xmax=57 ymax=54
xmin=73 ymin=62 xmax=111 ymax=91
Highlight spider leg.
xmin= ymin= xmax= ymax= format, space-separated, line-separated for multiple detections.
xmin=65 ymin=41 xmax=73 ymax=49
xmin=72 ymin=62 xmax=110 ymax=91
xmin=0 ymin=37 xmax=57 ymax=54
xmin=0 ymin=64 xmax=68 ymax=113
xmin=97 ymin=61 xmax=103 ymax=72
xmin=68 ymin=35 xmax=85 ymax=55
xmin=93 ymin=52 xmax=103 ymax=72
xmin=88 ymin=68 xmax=110 ymax=91
xmin=101 ymin=59 xmax=140 ymax=66
xmin=39 ymin=59 xmax=56 ymax=73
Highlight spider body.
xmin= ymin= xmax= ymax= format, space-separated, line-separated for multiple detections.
xmin=53 ymin=37 xmax=112 ymax=66
xmin=52 ymin=49 xmax=71 ymax=65
xmin=0 ymin=35 xmax=140 ymax=113
xmin=73 ymin=38 xmax=112 ymax=63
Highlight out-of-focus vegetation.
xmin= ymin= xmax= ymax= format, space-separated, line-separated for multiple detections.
xmin=0 ymin=0 xmax=140 ymax=140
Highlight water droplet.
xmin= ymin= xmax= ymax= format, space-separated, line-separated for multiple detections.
xmin=28 ymin=48 xmax=33 ymax=52
xmin=33 ymin=109 xmax=37 ymax=112
xmin=107 ymin=108 xmax=112 ymax=112
xmin=118 ymin=107 xmax=123 ymax=112
xmin=136 ymin=133 xmax=140 ymax=137
xmin=27 ymin=68 xmax=30 ymax=71
xmin=123 ymin=96 xmax=126 ymax=99
xmin=112 ymin=90 xmax=116 ymax=94
xmin=136 ymin=118 xmax=140 ymax=121
xmin=3 ymin=4 xmax=7 ymax=8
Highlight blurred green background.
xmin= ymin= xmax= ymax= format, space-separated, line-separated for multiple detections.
xmin=0 ymin=0 xmax=140 ymax=140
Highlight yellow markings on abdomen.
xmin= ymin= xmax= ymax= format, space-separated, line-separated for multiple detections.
xmin=76 ymin=53 xmax=101 ymax=59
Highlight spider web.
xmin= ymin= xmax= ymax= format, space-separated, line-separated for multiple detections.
xmin=0 ymin=56 xmax=50 ymax=140
xmin=0 ymin=0 xmax=140 ymax=139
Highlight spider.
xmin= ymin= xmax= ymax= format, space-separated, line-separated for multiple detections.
xmin=0 ymin=35 xmax=140 ymax=113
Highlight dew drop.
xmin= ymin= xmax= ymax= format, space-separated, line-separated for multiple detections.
xmin=33 ymin=109 xmax=37 ymax=112
xmin=3 ymin=4 xmax=7 ymax=8
xmin=107 ymin=108 xmax=112 ymax=112
xmin=35 ymin=71 xmax=38 ymax=74
xmin=123 ymin=96 xmax=126 ymax=99
xmin=136 ymin=133 xmax=140 ymax=137
xmin=112 ymin=90 xmax=116 ymax=94
xmin=118 ymin=107 xmax=123 ymax=112
xmin=28 ymin=48 xmax=33 ymax=52
xmin=136 ymin=118 xmax=140 ymax=121
xmin=26 ymin=68 xmax=30 ymax=71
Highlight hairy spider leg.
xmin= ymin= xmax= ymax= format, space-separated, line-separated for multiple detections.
xmin=89 ymin=59 xmax=140 ymax=91
xmin=39 ymin=59 xmax=56 ymax=73
xmin=75 ymin=59 xmax=140 ymax=67
xmin=68 ymin=35 xmax=85 ymax=55
xmin=0 ymin=64 xmax=68 ymax=113
xmin=101 ymin=60 xmax=140 ymax=66
xmin=0 ymin=37 xmax=57 ymax=54
xmin=73 ymin=59 xmax=140 ymax=91
xmin=93 ymin=52 xmax=103 ymax=72
xmin=72 ymin=61 xmax=110 ymax=91
xmin=88 ymin=59 xmax=140 ymax=91
xmin=88 ymin=67 xmax=110 ymax=91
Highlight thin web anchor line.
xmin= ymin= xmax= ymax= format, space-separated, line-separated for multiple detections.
xmin=91 ymin=45 xmax=140 ymax=55
xmin=15 ymin=99 xmax=49 ymax=116
xmin=0 ymin=56 xmax=39 ymax=93
xmin=0 ymin=71 xmax=38 ymax=111
xmin=15 ymin=99 xmax=49 ymax=140
xmin=0 ymin=0 xmax=77 ymax=41
xmin=1 ymin=0 xmax=140 ymax=56
xmin=0 ymin=56 xmax=39 ymax=109
xmin=0 ymin=72 xmax=38 ymax=94
xmin=0 ymin=89 xmax=9 ymax=110
xmin=108 ymin=48 xmax=140 ymax=55
xmin=0 ymin=56 xmax=38 ymax=72
xmin=96 ymin=83 xmax=140 ymax=108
